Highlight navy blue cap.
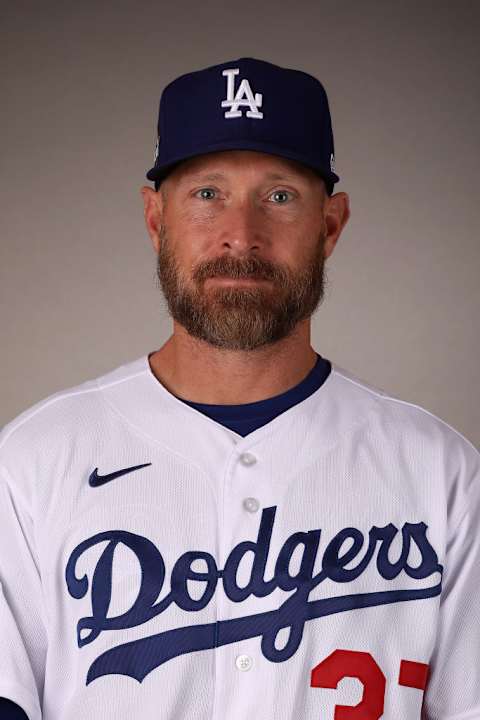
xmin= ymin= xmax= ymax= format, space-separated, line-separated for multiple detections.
xmin=146 ymin=57 xmax=340 ymax=195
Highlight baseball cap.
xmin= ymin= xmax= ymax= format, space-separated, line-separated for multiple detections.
xmin=146 ymin=57 xmax=340 ymax=196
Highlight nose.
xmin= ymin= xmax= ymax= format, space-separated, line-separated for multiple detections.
xmin=220 ymin=200 xmax=265 ymax=255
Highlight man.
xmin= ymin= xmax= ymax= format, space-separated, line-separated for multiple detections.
xmin=0 ymin=57 xmax=479 ymax=720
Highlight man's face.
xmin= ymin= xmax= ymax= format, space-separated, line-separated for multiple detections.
xmin=154 ymin=150 xmax=329 ymax=352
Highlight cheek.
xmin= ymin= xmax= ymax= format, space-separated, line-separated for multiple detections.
xmin=171 ymin=239 xmax=210 ymax=284
xmin=175 ymin=201 xmax=218 ymax=227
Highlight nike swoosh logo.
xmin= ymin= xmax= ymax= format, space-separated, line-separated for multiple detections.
xmin=89 ymin=463 xmax=152 ymax=487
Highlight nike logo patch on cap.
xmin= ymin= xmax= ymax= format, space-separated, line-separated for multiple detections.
xmin=89 ymin=463 xmax=152 ymax=487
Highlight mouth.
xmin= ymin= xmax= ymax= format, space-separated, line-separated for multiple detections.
xmin=207 ymin=277 xmax=271 ymax=286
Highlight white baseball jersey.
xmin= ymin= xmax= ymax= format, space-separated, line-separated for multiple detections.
xmin=1 ymin=353 xmax=479 ymax=720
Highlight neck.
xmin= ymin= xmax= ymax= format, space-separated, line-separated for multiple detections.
xmin=148 ymin=321 xmax=318 ymax=405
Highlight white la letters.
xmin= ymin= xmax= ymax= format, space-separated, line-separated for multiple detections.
xmin=221 ymin=67 xmax=263 ymax=119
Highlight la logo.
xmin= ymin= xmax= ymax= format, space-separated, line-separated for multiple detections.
xmin=221 ymin=68 xmax=263 ymax=120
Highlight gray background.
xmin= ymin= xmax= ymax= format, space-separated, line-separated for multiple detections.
xmin=2 ymin=1 xmax=479 ymax=446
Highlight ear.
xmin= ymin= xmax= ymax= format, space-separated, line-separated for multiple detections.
xmin=140 ymin=186 xmax=165 ymax=253
xmin=322 ymin=191 xmax=350 ymax=259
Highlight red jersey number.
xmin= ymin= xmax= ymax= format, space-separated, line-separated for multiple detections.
xmin=311 ymin=649 xmax=386 ymax=719
xmin=311 ymin=649 xmax=429 ymax=719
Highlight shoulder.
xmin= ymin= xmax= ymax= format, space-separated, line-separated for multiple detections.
xmin=331 ymin=361 xmax=478 ymax=455
xmin=331 ymin=364 xmax=480 ymax=526
xmin=0 ymin=355 xmax=149 ymax=460
xmin=330 ymin=362 xmax=480 ymax=515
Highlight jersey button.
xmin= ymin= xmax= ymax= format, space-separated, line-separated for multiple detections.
xmin=239 ymin=452 xmax=257 ymax=466
xmin=243 ymin=497 xmax=260 ymax=513
xmin=235 ymin=654 xmax=253 ymax=672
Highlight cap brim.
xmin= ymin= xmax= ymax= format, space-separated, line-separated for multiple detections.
xmin=146 ymin=139 xmax=340 ymax=187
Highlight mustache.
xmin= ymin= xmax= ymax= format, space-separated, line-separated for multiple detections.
xmin=157 ymin=223 xmax=327 ymax=287
xmin=193 ymin=255 xmax=287 ymax=284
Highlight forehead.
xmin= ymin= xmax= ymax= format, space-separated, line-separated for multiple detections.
xmin=167 ymin=150 xmax=322 ymax=185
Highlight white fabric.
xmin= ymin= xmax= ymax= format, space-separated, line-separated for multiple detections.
xmin=0 ymin=354 xmax=479 ymax=720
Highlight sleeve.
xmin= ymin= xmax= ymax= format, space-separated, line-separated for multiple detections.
xmin=0 ymin=698 xmax=30 ymax=719
xmin=422 ymin=443 xmax=480 ymax=719
xmin=0 ymin=467 xmax=47 ymax=720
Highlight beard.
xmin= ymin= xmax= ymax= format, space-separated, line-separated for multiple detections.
xmin=155 ymin=224 xmax=329 ymax=352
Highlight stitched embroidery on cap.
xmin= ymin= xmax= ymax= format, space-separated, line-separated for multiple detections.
xmin=221 ymin=68 xmax=263 ymax=120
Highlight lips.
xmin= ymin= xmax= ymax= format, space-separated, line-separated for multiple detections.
xmin=208 ymin=276 xmax=270 ymax=284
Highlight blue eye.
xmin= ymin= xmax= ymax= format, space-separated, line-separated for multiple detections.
xmin=268 ymin=190 xmax=292 ymax=203
xmin=195 ymin=188 xmax=217 ymax=200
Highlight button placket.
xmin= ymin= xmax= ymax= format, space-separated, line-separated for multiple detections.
xmin=220 ymin=451 xmax=260 ymax=695
xmin=238 ymin=452 xmax=260 ymax=515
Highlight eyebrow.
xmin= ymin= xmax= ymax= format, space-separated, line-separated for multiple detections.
xmin=183 ymin=171 xmax=303 ymax=183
